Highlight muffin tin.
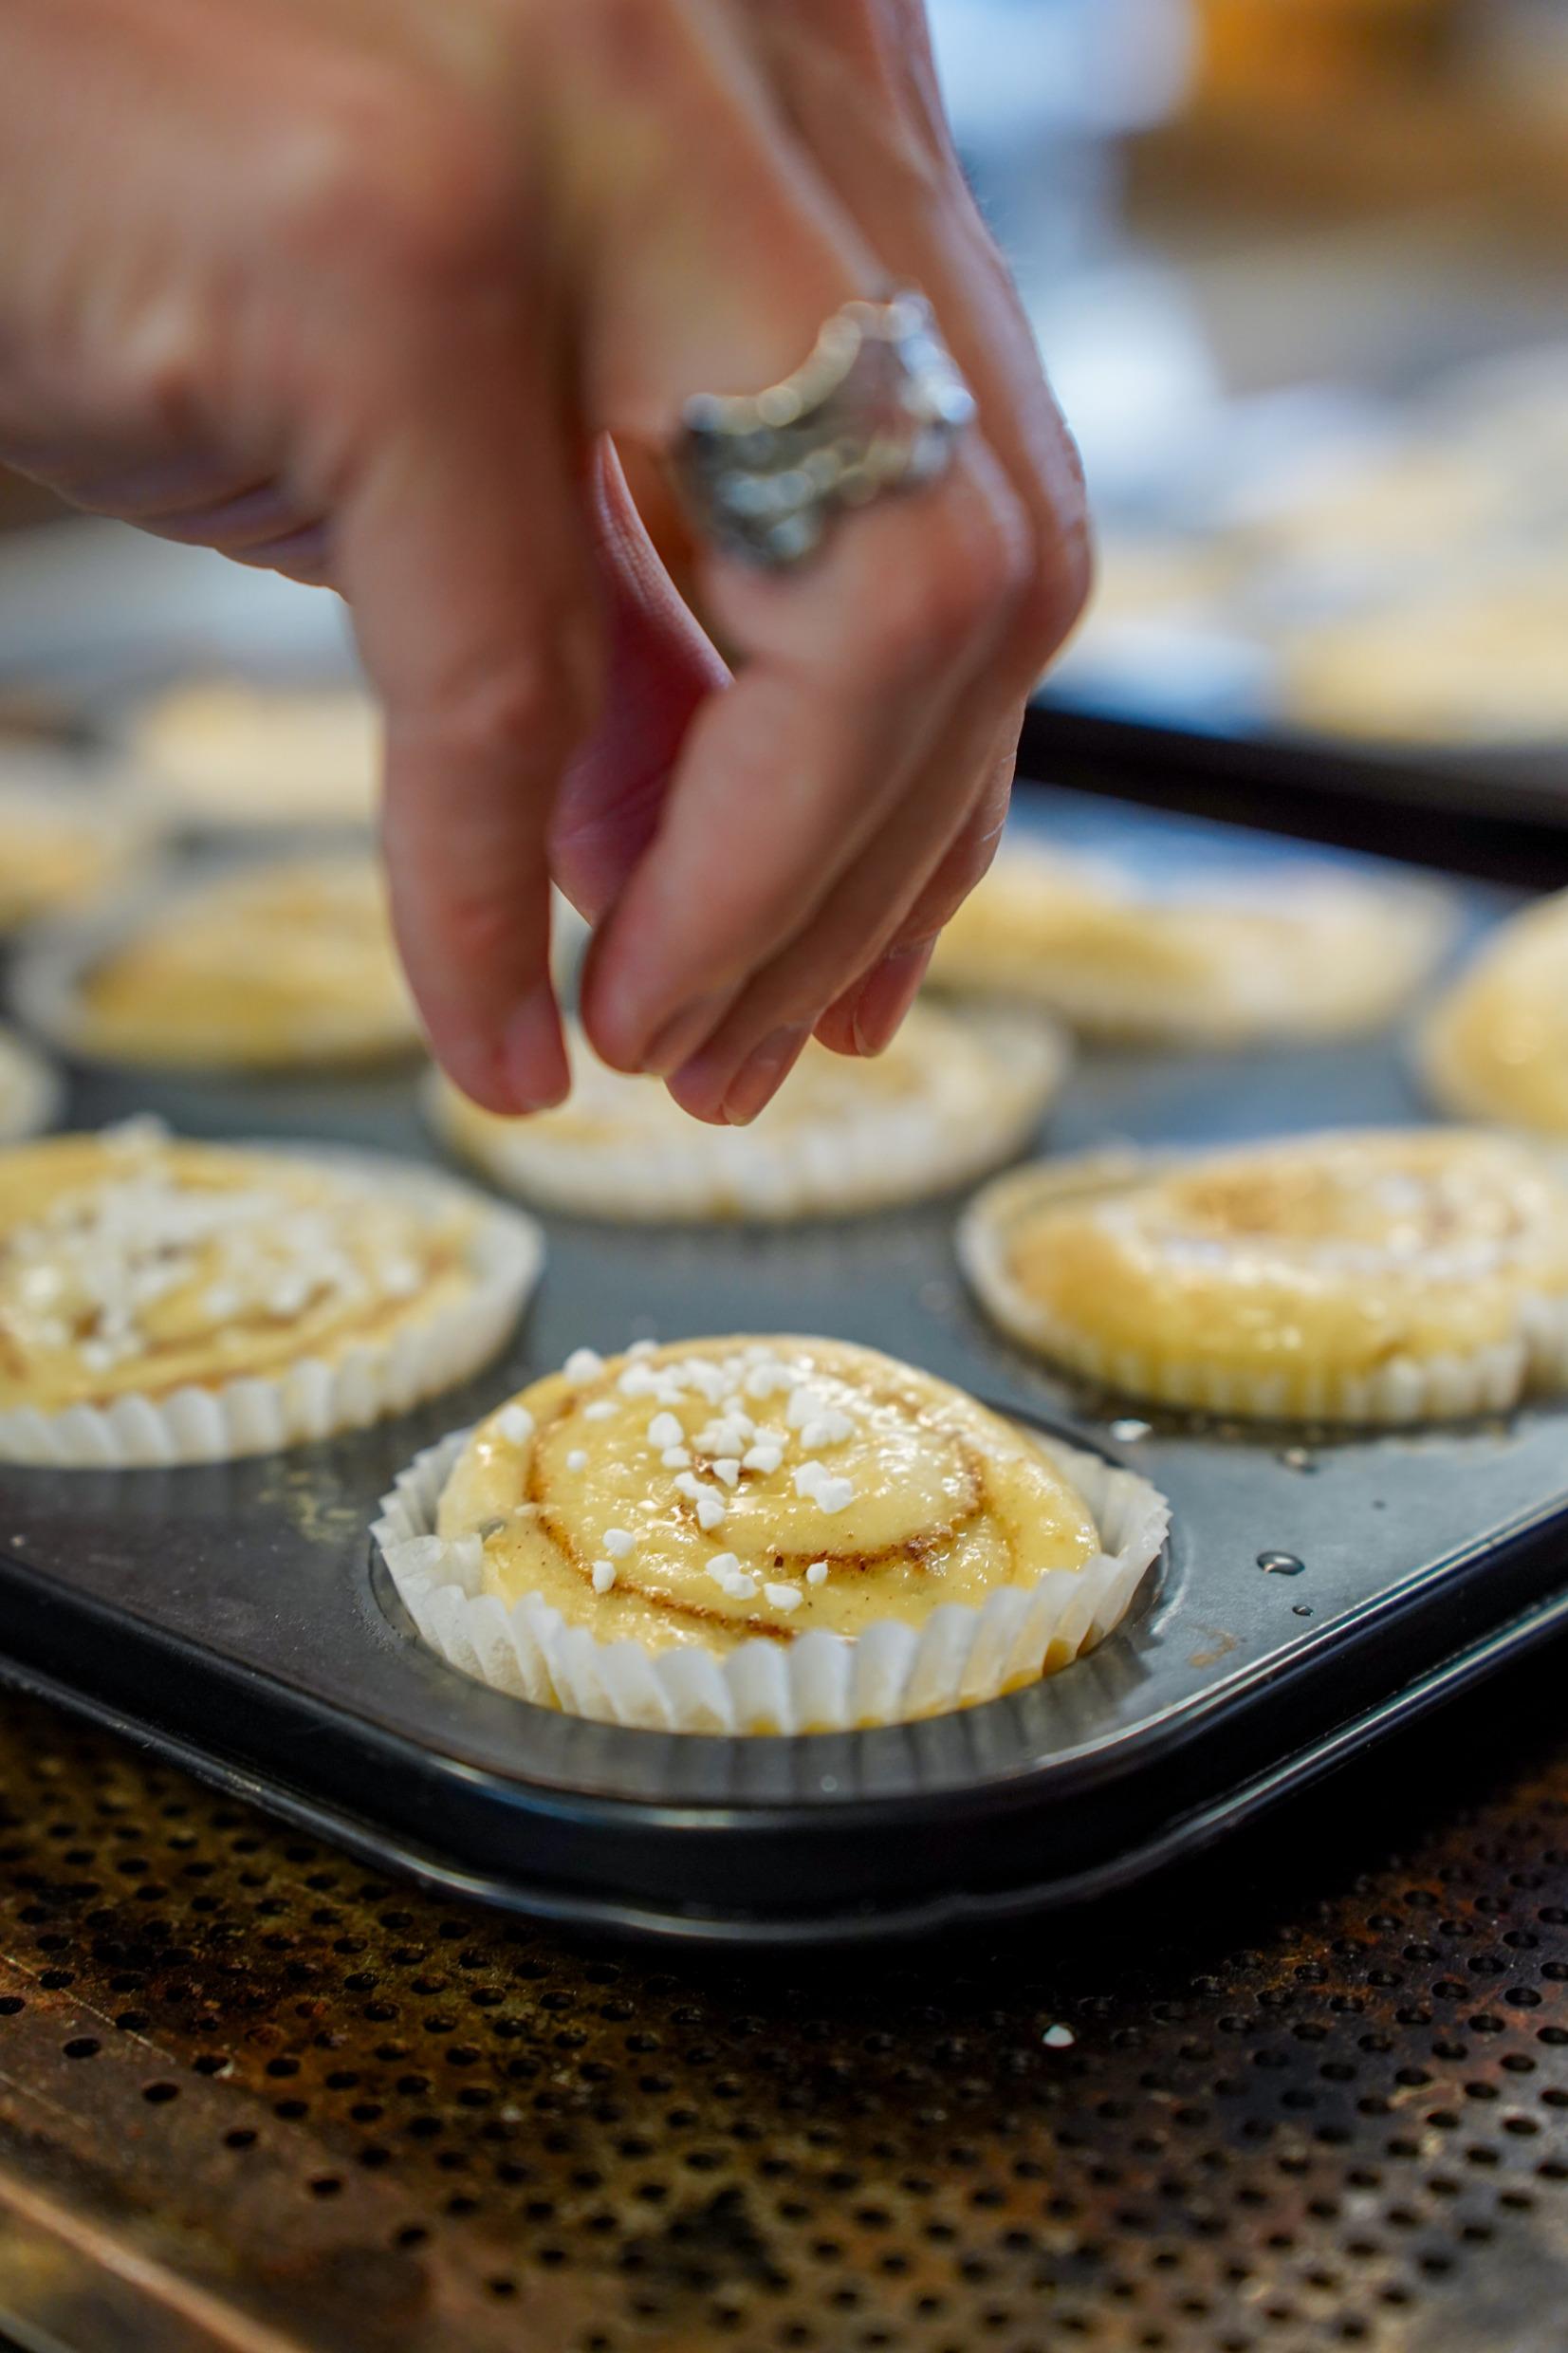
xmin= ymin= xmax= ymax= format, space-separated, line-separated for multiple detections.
xmin=0 ymin=784 xmax=1564 ymax=1947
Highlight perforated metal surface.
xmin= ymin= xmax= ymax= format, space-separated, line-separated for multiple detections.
xmin=0 ymin=1666 xmax=1565 ymax=2353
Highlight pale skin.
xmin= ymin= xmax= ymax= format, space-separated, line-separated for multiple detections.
xmin=0 ymin=0 xmax=1089 ymax=1124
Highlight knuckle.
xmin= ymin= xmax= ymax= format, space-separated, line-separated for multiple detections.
xmin=110 ymin=305 xmax=208 ymax=443
xmin=267 ymin=65 xmax=516 ymax=295
xmin=860 ymin=485 xmax=1030 ymax=682
xmin=1013 ymin=514 xmax=1093 ymax=666
xmin=431 ymin=653 xmax=581 ymax=773
xmin=767 ymin=967 xmax=843 ymax=1030
xmin=936 ymin=822 xmax=1005 ymax=915
xmin=903 ymin=798 xmax=1011 ymax=942
xmin=431 ymin=882 xmax=526 ymax=972
xmin=942 ymin=481 xmax=1032 ymax=633
xmin=552 ymin=0 xmax=699 ymax=102
xmin=906 ymin=857 xmax=985 ymax=948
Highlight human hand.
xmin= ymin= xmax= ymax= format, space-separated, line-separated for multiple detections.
xmin=0 ymin=0 xmax=1087 ymax=1121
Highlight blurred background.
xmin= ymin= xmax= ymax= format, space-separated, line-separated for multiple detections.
xmin=933 ymin=0 xmax=1568 ymax=775
xmin=1 ymin=0 xmax=1565 ymax=839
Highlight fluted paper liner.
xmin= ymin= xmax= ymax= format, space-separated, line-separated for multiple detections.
xmin=373 ymin=1426 xmax=1168 ymax=1735
xmin=0 ymin=1028 xmax=63 ymax=1145
xmin=426 ymin=1007 xmax=1069 ymax=1224
xmin=961 ymin=1155 xmax=1568 ymax=1426
xmin=0 ymin=1154 xmax=544 ymax=1469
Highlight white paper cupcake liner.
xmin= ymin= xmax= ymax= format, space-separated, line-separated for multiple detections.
xmin=8 ymin=868 xmax=419 ymax=1075
xmin=0 ymin=1151 xmax=544 ymax=1469
xmin=0 ymin=1026 xmax=64 ymax=1145
xmin=960 ymin=1155 xmax=1568 ymax=1427
xmin=427 ymin=1007 xmax=1068 ymax=1223
xmin=372 ymin=1424 xmax=1168 ymax=1735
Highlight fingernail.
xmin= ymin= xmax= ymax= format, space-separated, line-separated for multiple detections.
xmin=850 ymin=940 xmax=935 ymax=1056
xmin=502 ymin=983 xmax=570 ymax=1112
xmin=641 ymin=988 xmax=731 ymax=1077
xmin=721 ymin=1025 xmax=809 ymax=1126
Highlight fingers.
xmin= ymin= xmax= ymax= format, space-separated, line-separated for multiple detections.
xmin=816 ymin=741 xmax=1013 ymax=1052
xmin=2 ymin=439 xmax=337 ymax=576
xmin=663 ymin=708 xmax=1016 ymax=1124
xmin=741 ymin=0 xmax=1091 ymax=664
xmin=601 ymin=0 xmax=1085 ymax=1123
xmin=539 ymin=0 xmax=1028 ymax=1085
xmin=581 ymin=438 xmax=1024 ymax=1084
xmin=333 ymin=306 xmax=600 ymax=1116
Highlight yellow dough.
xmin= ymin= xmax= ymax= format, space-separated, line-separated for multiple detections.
xmin=1422 ymin=892 xmax=1568 ymax=1137
xmin=128 ymin=681 xmax=378 ymax=827
xmin=930 ymin=840 xmax=1449 ymax=1042
xmin=1247 ymin=438 xmax=1522 ymax=576
xmin=438 ymin=1337 xmax=1100 ymax=1657
xmin=1281 ymin=572 xmax=1568 ymax=746
xmin=432 ymin=1002 xmax=1065 ymax=1220
xmin=961 ymin=1130 xmax=1568 ymax=1423
xmin=0 ymin=1127 xmax=482 ymax=1413
xmin=0 ymin=778 xmax=144 ymax=934
xmin=69 ymin=857 xmax=417 ymax=1069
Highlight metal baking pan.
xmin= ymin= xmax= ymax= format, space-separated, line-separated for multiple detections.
xmin=1023 ymin=701 xmax=1568 ymax=889
xmin=0 ymin=780 xmax=1562 ymax=1949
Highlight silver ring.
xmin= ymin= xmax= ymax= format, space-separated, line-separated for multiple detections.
xmin=673 ymin=289 xmax=976 ymax=568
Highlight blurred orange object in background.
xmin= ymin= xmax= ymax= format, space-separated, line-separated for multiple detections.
xmin=1193 ymin=0 xmax=1460 ymax=102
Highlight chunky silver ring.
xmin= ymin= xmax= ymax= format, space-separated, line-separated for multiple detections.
xmin=673 ymin=289 xmax=977 ymax=568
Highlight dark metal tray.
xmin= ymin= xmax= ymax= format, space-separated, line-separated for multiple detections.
xmin=0 ymin=782 xmax=1562 ymax=1949
xmin=1021 ymin=702 xmax=1568 ymax=893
